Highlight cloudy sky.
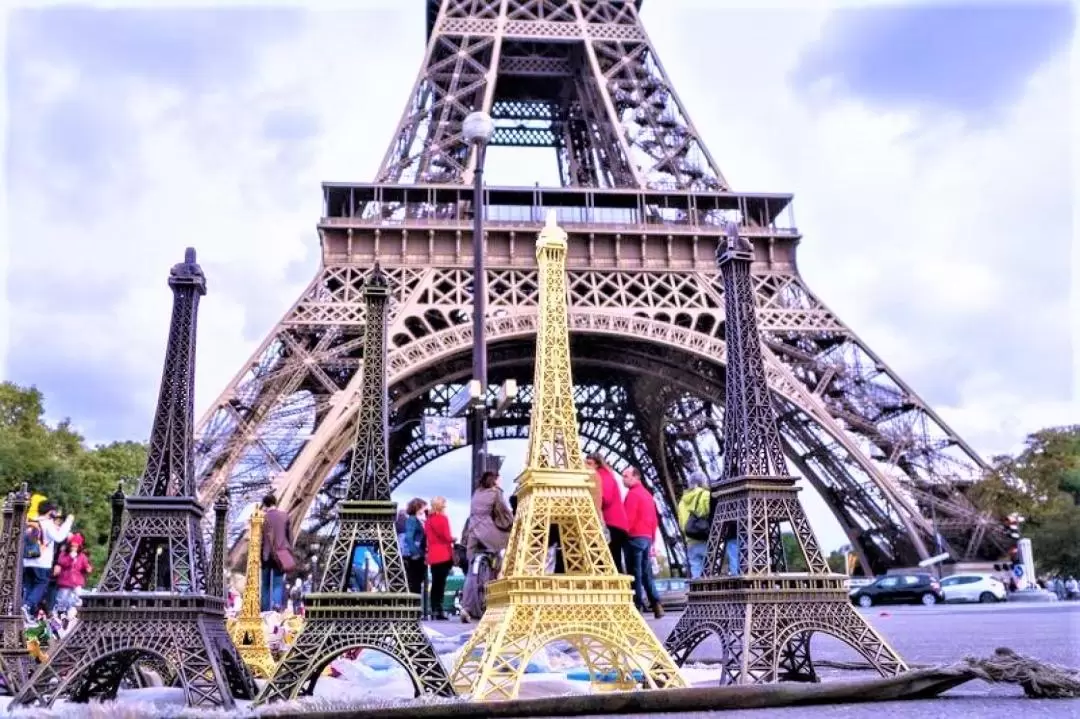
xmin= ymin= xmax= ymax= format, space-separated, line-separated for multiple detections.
xmin=1 ymin=1 xmax=1076 ymax=553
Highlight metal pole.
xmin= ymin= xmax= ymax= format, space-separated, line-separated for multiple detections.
xmin=470 ymin=141 xmax=489 ymax=494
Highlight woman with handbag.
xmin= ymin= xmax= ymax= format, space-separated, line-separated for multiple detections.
xmin=460 ymin=471 xmax=512 ymax=622
xmin=260 ymin=494 xmax=297 ymax=611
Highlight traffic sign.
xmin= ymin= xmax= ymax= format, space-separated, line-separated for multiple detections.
xmin=1012 ymin=564 xmax=1024 ymax=578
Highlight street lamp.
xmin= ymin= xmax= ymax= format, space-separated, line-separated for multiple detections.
xmin=463 ymin=110 xmax=494 ymax=493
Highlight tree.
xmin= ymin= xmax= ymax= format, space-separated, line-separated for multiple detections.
xmin=0 ymin=382 xmax=147 ymax=579
xmin=780 ymin=532 xmax=809 ymax=572
xmin=826 ymin=549 xmax=848 ymax=574
xmin=968 ymin=425 xmax=1080 ymax=576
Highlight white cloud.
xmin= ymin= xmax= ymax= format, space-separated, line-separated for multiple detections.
xmin=2 ymin=2 xmax=1074 ymax=560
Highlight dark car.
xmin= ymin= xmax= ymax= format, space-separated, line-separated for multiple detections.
xmin=850 ymin=573 xmax=944 ymax=608
xmin=653 ymin=578 xmax=689 ymax=612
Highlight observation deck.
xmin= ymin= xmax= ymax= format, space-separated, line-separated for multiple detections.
xmin=318 ymin=183 xmax=802 ymax=272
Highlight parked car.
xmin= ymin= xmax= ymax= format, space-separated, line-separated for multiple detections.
xmin=939 ymin=573 xmax=1007 ymax=603
xmin=652 ymin=578 xmax=688 ymax=612
xmin=849 ymin=573 xmax=944 ymax=607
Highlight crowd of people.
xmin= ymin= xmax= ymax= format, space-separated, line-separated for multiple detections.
xmin=251 ymin=453 xmax=679 ymax=626
xmin=21 ymin=493 xmax=93 ymax=621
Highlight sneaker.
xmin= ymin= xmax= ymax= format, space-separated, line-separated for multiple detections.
xmin=653 ymin=604 xmax=665 ymax=620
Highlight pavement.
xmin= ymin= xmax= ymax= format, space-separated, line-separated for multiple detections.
xmin=427 ymin=600 xmax=1080 ymax=718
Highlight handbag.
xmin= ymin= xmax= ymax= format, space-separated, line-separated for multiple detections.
xmin=491 ymin=493 xmax=514 ymax=532
xmin=273 ymin=547 xmax=297 ymax=574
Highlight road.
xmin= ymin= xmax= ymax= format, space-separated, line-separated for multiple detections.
xmin=429 ymin=601 xmax=1080 ymax=718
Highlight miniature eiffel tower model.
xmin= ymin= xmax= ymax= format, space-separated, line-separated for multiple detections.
xmin=663 ymin=226 xmax=908 ymax=684
xmin=0 ymin=485 xmax=35 ymax=695
xmin=12 ymin=249 xmax=257 ymax=711
xmin=227 ymin=508 xmax=278 ymax=678
xmin=257 ymin=263 xmax=455 ymax=704
xmin=450 ymin=213 xmax=686 ymax=701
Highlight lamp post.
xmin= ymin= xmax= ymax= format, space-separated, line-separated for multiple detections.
xmin=463 ymin=110 xmax=494 ymax=493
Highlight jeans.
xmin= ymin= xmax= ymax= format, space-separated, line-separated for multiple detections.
xmin=687 ymin=542 xmax=707 ymax=579
xmin=22 ymin=567 xmax=51 ymax=614
xmin=261 ymin=564 xmax=286 ymax=612
xmin=607 ymin=526 xmax=629 ymax=574
xmin=428 ymin=561 xmax=453 ymax=617
xmin=626 ymin=537 xmax=659 ymax=610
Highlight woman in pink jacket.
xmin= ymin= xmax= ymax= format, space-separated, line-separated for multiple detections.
xmin=586 ymin=454 xmax=630 ymax=573
xmin=54 ymin=533 xmax=92 ymax=614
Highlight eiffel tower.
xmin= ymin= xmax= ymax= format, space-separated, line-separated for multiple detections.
xmin=194 ymin=0 xmax=1006 ymax=579
xmin=663 ymin=224 xmax=908 ymax=684
xmin=257 ymin=264 xmax=455 ymax=704
xmin=227 ymin=508 xmax=279 ymax=679
xmin=451 ymin=213 xmax=684 ymax=701
xmin=11 ymin=249 xmax=257 ymax=712
xmin=0 ymin=485 xmax=34 ymax=695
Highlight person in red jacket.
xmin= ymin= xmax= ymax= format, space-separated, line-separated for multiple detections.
xmin=54 ymin=533 xmax=92 ymax=615
xmin=586 ymin=453 xmax=630 ymax=573
xmin=621 ymin=467 xmax=664 ymax=619
xmin=423 ymin=496 xmax=455 ymax=621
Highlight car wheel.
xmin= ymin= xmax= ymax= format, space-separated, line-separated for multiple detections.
xmin=920 ymin=592 xmax=938 ymax=606
xmin=978 ymin=592 xmax=997 ymax=604
xmin=858 ymin=595 xmax=873 ymax=608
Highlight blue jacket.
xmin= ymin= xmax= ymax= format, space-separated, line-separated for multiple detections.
xmin=403 ymin=516 xmax=426 ymax=559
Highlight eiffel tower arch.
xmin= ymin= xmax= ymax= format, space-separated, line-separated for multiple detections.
xmin=194 ymin=0 xmax=1007 ymax=576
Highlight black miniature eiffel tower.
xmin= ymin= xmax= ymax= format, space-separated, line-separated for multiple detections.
xmin=663 ymin=225 xmax=908 ymax=684
xmin=12 ymin=249 xmax=257 ymax=711
xmin=257 ymin=264 xmax=455 ymax=704
xmin=0 ymin=485 xmax=35 ymax=695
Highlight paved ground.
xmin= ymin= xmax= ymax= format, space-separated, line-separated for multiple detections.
xmin=429 ymin=601 xmax=1080 ymax=717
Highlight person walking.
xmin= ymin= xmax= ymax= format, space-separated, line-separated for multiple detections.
xmin=54 ymin=533 xmax=92 ymax=615
xmin=586 ymin=454 xmax=630 ymax=573
xmin=23 ymin=499 xmax=75 ymax=616
xmin=621 ymin=467 xmax=664 ymax=619
xmin=401 ymin=498 xmax=429 ymax=596
xmin=424 ymin=496 xmax=455 ymax=620
xmin=460 ymin=470 xmax=513 ymax=622
xmin=260 ymin=494 xmax=296 ymax=612
xmin=677 ymin=472 xmax=712 ymax=579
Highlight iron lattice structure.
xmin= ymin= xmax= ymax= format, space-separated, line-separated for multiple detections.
xmin=664 ymin=227 xmax=907 ymax=684
xmin=227 ymin=508 xmax=278 ymax=678
xmin=0 ymin=485 xmax=34 ymax=695
xmin=193 ymin=0 xmax=1005 ymax=577
xmin=12 ymin=250 xmax=257 ymax=712
xmin=257 ymin=264 xmax=455 ymax=704
xmin=450 ymin=215 xmax=684 ymax=701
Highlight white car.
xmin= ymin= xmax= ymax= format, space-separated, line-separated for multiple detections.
xmin=939 ymin=573 xmax=1007 ymax=603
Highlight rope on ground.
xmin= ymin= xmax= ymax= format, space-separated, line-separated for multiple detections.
xmin=957 ymin=647 xmax=1080 ymax=699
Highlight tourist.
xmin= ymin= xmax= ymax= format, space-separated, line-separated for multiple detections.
xmin=677 ymin=472 xmax=712 ymax=579
xmin=54 ymin=533 xmax=92 ymax=615
xmin=621 ymin=467 xmax=664 ymax=618
xmin=402 ymin=497 xmax=429 ymax=596
xmin=586 ymin=453 xmax=629 ymax=573
xmin=424 ymin=496 xmax=455 ymax=621
xmin=23 ymin=497 xmax=75 ymax=616
xmin=460 ymin=470 xmax=513 ymax=622
xmin=260 ymin=494 xmax=296 ymax=612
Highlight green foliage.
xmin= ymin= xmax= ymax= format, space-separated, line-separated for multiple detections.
xmin=0 ymin=382 xmax=147 ymax=580
xmin=968 ymin=425 xmax=1080 ymax=576
xmin=826 ymin=549 xmax=848 ymax=574
xmin=780 ymin=532 xmax=809 ymax=572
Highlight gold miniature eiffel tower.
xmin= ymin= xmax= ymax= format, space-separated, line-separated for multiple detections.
xmin=227 ymin=508 xmax=279 ymax=679
xmin=450 ymin=213 xmax=686 ymax=701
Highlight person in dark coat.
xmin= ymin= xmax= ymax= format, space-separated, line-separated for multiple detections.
xmin=260 ymin=494 xmax=296 ymax=611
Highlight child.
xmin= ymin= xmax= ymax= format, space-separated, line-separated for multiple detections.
xmin=54 ymin=534 xmax=92 ymax=615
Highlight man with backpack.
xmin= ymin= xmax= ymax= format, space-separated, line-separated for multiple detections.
xmin=677 ymin=473 xmax=712 ymax=579
xmin=23 ymin=496 xmax=75 ymax=616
